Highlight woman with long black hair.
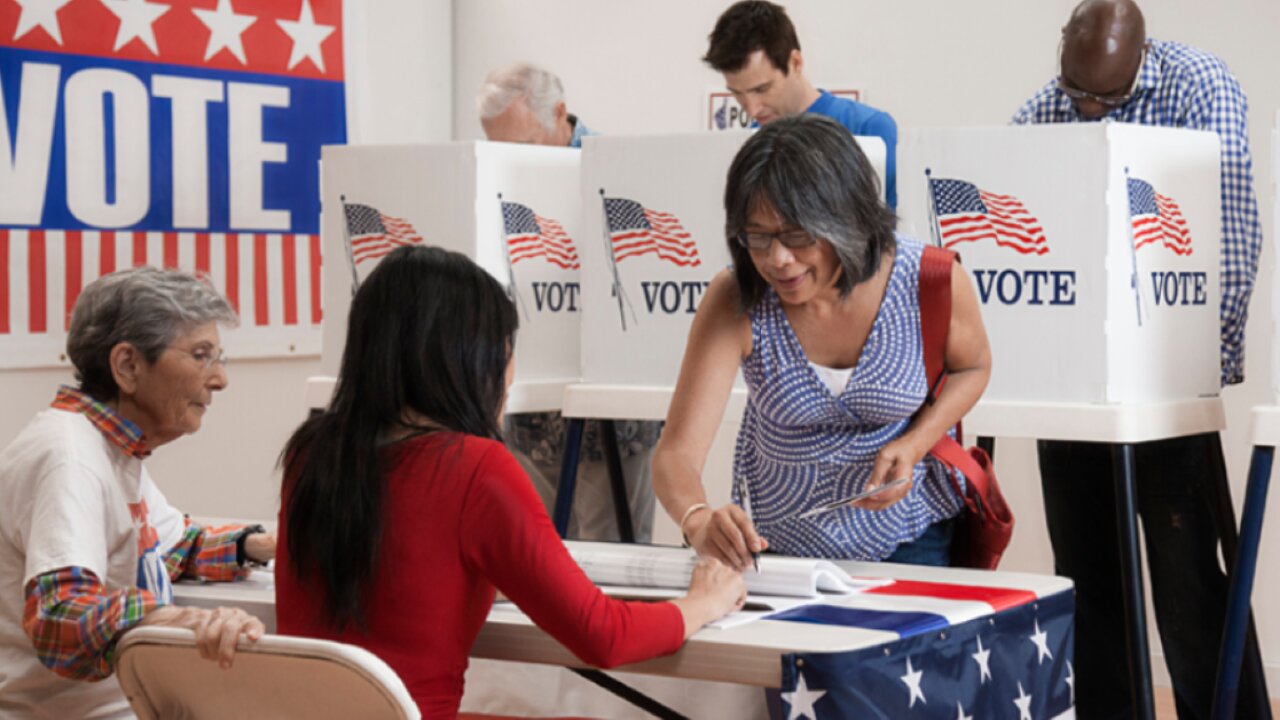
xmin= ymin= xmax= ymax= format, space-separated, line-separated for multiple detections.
xmin=275 ymin=246 xmax=744 ymax=718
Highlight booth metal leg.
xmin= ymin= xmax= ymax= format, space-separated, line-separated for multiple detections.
xmin=1112 ymin=443 xmax=1155 ymax=720
xmin=1206 ymin=436 xmax=1273 ymax=719
xmin=1211 ymin=445 xmax=1274 ymax=720
xmin=569 ymin=669 xmax=687 ymax=719
xmin=600 ymin=419 xmax=636 ymax=543
xmin=552 ymin=418 xmax=586 ymax=538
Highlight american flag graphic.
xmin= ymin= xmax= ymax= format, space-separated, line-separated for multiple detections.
xmin=930 ymin=178 xmax=1048 ymax=255
xmin=343 ymin=203 xmax=424 ymax=265
xmin=775 ymin=578 xmax=1075 ymax=719
xmin=603 ymin=197 xmax=701 ymax=267
xmin=1128 ymin=177 xmax=1192 ymax=255
xmin=501 ymin=201 xmax=579 ymax=269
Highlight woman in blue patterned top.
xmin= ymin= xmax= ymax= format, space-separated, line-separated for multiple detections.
xmin=653 ymin=115 xmax=991 ymax=568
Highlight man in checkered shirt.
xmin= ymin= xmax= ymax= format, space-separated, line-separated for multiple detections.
xmin=1012 ymin=1 xmax=1267 ymax=718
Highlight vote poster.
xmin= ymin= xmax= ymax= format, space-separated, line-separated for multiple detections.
xmin=0 ymin=0 xmax=346 ymax=368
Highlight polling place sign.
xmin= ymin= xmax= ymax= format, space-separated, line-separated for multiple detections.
xmin=320 ymin=142 xmax=582 ymax=412
xmin=899 ymin=124 xmax=1221 ymax=404
xmin=0 ymin=0 xmax=345 ymax=367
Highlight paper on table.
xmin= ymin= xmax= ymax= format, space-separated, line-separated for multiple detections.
xmin=596 ymin=586 xmax=858 ymax=630
xmin=567 ymin=542 xmax=892 ymax=599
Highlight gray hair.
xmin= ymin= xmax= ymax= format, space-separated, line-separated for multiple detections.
xmin=724 ymin=114 xmax=897 ymax=310
xmin=476 ymin=62 xmax=564 ymax=132
xmin=67 ymin=266 xmax=238 ymax=401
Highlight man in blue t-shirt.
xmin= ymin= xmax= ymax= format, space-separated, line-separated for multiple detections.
xmin=704 ymin=1 xmax=898 ymax=208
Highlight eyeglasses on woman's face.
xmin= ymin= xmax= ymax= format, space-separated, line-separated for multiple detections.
xmin=169 ymin=345 xmax=228 ymax=372
xmin=735 ymin=229 xmax=818 ymax=252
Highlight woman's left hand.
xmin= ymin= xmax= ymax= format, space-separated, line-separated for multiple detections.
xmin=244 ymin=530 xmax=276 ymax=563
xmin=859 ymin=438 xmax=923 ymax=511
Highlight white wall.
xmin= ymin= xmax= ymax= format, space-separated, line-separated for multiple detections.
xmin=453 ymin=0 xmax=1280 ymax=695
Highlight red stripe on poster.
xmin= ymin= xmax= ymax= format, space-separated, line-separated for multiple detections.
xmin=132 ymin=232 xmax=147 ymax=267
xmin=254 ymin=234 xmax=268 ymax=326
xmin=225 ymin=234 xmax=240 ymax=314
xmin=65 ymin=231 xmax=82 ymax=330
xmin=163 ymin=233 xmax=179 ymax=269
xmin=0 ymin=230 xmax=9 ymax=334
xmin=28 ymin=231 xmax=46 ymax=333
xmin=310 ymin=234 xmax=322 ymax=323
xmin=101 ymin=231 xmax=116 ymax=275
xmin=866 ymin=579 xmax=1038 ymax=613
xmin=196 ymin=234 xmax=211 ymax=277
xmin=282 ymin=235 xmax=298 ymax=325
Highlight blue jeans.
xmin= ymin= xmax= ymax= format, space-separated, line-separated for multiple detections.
xmin=883 ymin=516 xmax=956 ymax=566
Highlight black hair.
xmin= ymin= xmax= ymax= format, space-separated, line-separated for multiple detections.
xmin=724 ymin=114 xmax=897 ymax=310
xmin=280 ymin=245 xmax=518 ymax=630
xmin=704 ymin=0 xmax=800 ymax=74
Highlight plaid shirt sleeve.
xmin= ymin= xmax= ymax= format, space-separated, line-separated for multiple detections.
xmin=22 ymin=566 xmax=159 ymax=681
xmin=1188 ymin=64 xmax=1261 ymax=385
xmin=163 ymin=517 xmax=253 ymax=582
xmin=1010 ymin=80 xmax=1066 ymax=125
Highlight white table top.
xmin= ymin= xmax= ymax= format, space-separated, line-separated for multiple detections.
xmin=311 ymin=375 xmax=1223 ymax=444
xmin=559 ymin=385 xmax=1225 ymax=443
xmin=1251 ymin=405 xmax=1280 ymax=446
xmin=174 ymin=546 xmax=1071 ymax=688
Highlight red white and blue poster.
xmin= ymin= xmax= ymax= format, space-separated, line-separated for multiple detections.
xmin=0 ymin=0 xmax=346 ymax=368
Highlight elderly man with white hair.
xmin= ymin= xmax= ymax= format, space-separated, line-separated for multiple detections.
xmin=477 ymin=62 xmax=593 ymax=148
xmin=476 ymin=62 xmax=661 ymax=544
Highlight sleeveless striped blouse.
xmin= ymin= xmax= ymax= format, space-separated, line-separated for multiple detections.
xmin=732 ymin=234 xmax=963 ymax=560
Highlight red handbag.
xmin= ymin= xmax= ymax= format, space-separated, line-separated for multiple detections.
xmin=918 ymin=245 xmax=1014 ymax=570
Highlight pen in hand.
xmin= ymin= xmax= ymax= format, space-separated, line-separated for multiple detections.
xmin=735 ymin=476 xmax=761 ymax=574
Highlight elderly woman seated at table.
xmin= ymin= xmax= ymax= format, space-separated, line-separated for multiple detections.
xmin=0 ymin=267 xmax=275 ymax=719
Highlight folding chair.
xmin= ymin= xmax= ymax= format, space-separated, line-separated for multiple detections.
xmin=116 ymin=626 xmax=421 ymax=719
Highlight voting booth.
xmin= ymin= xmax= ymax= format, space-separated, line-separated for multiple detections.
xmin=898 ymin=124 xmax=1221 ymax=406
xmin=576 ymin=131 xmax=888 ymax=395
xmin=319 ymin=142 xmax=582 ymax=411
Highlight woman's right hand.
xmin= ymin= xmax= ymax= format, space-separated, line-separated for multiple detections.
xmin=137 ymin=605 xmax=264 ymax=669
xmin=671 ymin=558 xmax=747 ymax=639
xmin=686 ymin=504 xmax=769 ymax=571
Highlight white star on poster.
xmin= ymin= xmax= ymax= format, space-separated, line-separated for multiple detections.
xmin=971 ymin=634 xmax=992 ymax=683
xmin=955 ymin=700 xmax=973 ymax=720
xmin=276 ymin=0 xmax=335 ymax=72
xmin=1013 ymin=681 xmax=1033 ymax=720
xmin=11 ymin=0 xmax=73 ymax=44
xmin=1066 ymin=660 xmax=1076 ymax=703
xmin=193 ymin=0 xmax=257 ymax=64
xmin=99 ymin=0 xmax=170 ymax=54
xmin=1029 ymin=619 xmax=1054 ymax=664
xmin=901 ymin=656 xmax=926 ymax=708
xmin=781 ymin=672 xmax=826 ymax=720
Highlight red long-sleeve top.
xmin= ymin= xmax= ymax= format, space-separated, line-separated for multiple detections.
xmin=275 ymin=432 xmax=685 ymax=718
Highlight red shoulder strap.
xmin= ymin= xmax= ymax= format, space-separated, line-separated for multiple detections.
xmin=918 ymin=245 xmax=955 ymax=404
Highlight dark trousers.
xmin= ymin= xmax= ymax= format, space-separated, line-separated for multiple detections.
xmin=1037 ymin=433 xmax=1265 ymax=720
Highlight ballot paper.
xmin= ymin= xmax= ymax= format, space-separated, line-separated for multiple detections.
xmin=566 ymin=541 xmax=891 ymax=600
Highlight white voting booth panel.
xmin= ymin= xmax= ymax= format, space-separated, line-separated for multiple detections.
xmin=899 ymin=124 xmax=1221 ymax=406
xmin=320 ymin=143 xmax=582 ymax=412
xmin=1273 ymin=114 xmax=1280 ymax=401
xmin=576 ymin=131 xmax=887 ymax=398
